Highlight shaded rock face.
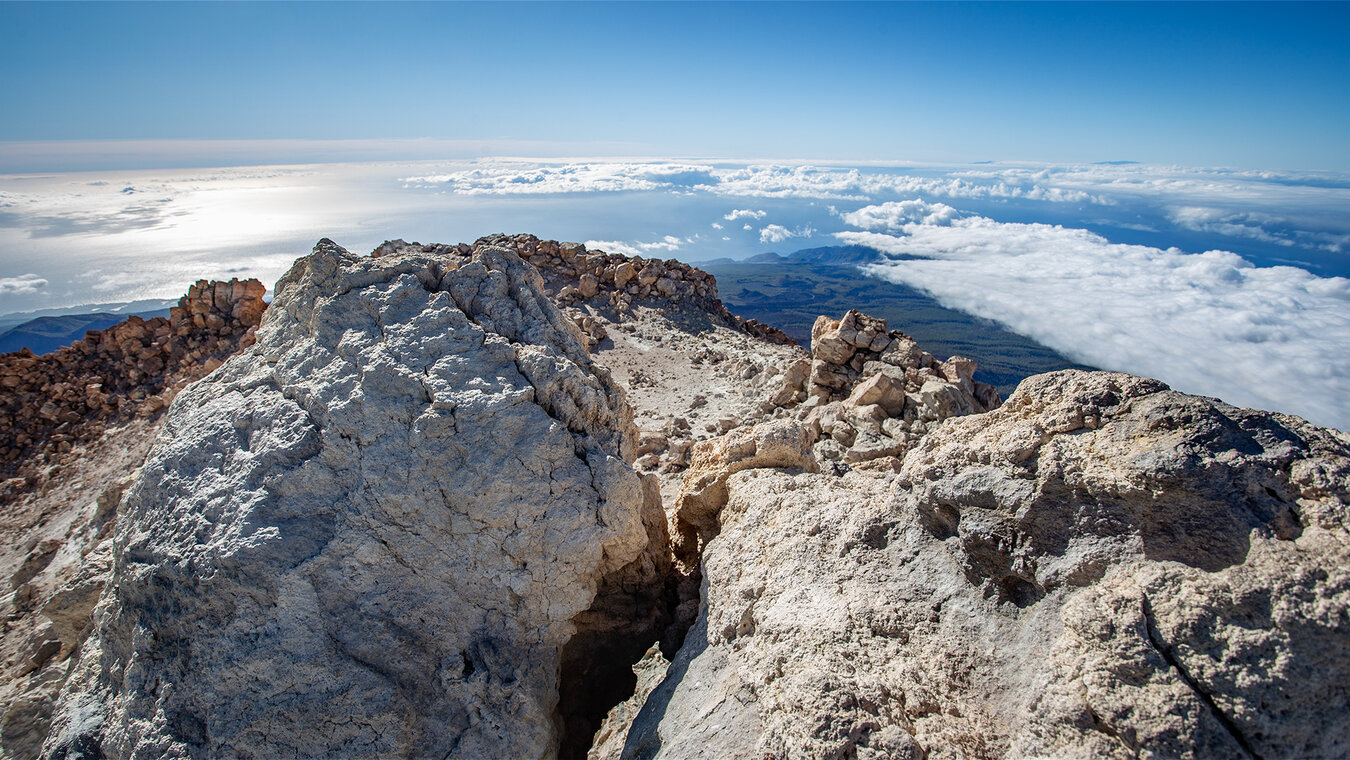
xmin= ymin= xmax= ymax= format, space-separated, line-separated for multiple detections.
xmin=620 ymin=370 xmax=1350 ymax=759
xmin=42 ymin=241 xmax=664 ymax=759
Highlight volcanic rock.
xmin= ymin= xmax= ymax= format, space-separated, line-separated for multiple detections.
xmin=41 ymin=241 xmax=665 ymax=759
xmin=616 ymin=370 xmax=1350 ymax=759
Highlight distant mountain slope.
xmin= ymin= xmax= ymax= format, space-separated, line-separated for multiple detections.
xmin=0 ymin=309 xmax=172 ymax=355
xmin=702 ymin=245 xmax=1091 ymax=396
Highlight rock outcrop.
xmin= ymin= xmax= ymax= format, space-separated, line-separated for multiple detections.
xmin=795 ymin=310 xmax=1000 ymax=467
xmin=4 ymin=233 xmax=1347 ymax=760
xmin=615 ymin=370 xmax=1350 ymax=759
xmin=40 ymin=241 xmax=668 ymax=759
xmin=376 ymin=234 xmax=794 ymax=348
xmin=0 ymin=279 xmax=267 ymax=482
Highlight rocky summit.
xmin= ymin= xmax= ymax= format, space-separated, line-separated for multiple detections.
xmin=1 ymin=235 xmax=1346 ymax=760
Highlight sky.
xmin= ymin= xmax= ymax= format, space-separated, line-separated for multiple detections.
xmin=2 ymin=2 xmax=1349 ymax=170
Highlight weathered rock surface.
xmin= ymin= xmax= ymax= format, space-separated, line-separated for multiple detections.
xmin=0 ymin=427 xmax=149 ymax=760
xmin=0 ymin=279 xmax=267 ymax=481
xmin=670 ymin=421 xmax=817 ymax=567
xmin=40 ymin=240 xmax=665 ymax=759
xmin=618 ymin=370 xmax=1350 ymax=759
xmin=375 ymin=234 xmax=793 ymax=348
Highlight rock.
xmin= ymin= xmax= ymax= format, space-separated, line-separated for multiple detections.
xmin=938 ymin=355 xmax=977 ymax=393
xmin=671 ymin=421 xmax=817 ymax=566
xmin=918 ymin=378 xmax=977 ymax=420
xmin=810 ymin=315 xmax=854 ymax=365
xmin=842 ymin=432 xmax=906 ymax=464
xmin=588 ymin=645 xmax=671 ymax=760
xmin=0 ymin=276 xmax=267 ymax=479
xmin=15 ymin=626 xmax=62 ymax=678
xmin=10 ymin=235 xmax=1347 ymax=760
xmin=42 ymin=241 xmax=663 ymax=760
xmin=844 ymin=373 xmax=906 ymax=416
xmin=768 ymin=357 xmax=810 ymax=406
xmin=636 ymin=430 xmax=668 ymax=457
xmin=809 ymin=359 xmax=850 ymax=390
xmin=10 ymin=539 xmax=61 ymax=590
xmin=973 ymin=381 xmax=1001 ymax=411
xmin=798 ymin=310 xmax=996 ymax=466
xmin=625 ymin=370 xmax=1350 ymax=759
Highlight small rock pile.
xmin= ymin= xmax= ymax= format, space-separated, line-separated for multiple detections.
xmin=797 ymin=309 xmax=1002 ymax=465
xmin=0 ymin=279 xmax=267 ymax=479
xmin=373 ymin=234 xmax=796 ymax=346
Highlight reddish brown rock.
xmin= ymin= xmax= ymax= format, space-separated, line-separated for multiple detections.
xmin=0 ymin=278 xmax=267 ymax=483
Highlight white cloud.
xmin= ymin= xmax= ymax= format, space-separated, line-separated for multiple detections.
xmin=400 ymin=161 xmax=1112 ymax=203
xmin=711 ymin=222 xmax=723 ymax=229
xmin=759 ymin=224 xmax=816 ymax=244
xmin=583 ymin=235 xmax=686 ymax=258
xmin=954 ymin=163 xmax=1350 ymax=252
xmin=743 ymin=224 xmax=752 ymax=231
xmin=838 ymin=200 xmax=960 ymax=230
xmin=837 ymin=209 xmax=1350 ymax=430
xmin=0 ymin=274 xmax=47 ymax=294
xmin=723 ymin=208 xmax=766 ymax=221
xmin=1166 ymin=203 xmax=1344 ymax=251
xmin=402 ymin=161 xmax=718 ymax=195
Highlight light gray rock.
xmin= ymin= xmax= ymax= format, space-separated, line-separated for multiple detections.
xmin=670 ymin=421 xmax=817 ymax=568
xmin=625 ymin=370 xmax=1350 ymax=759
xmin=42 ymin=240 xmax=658 ymax=760
xmin=844 ymin=373 xmax=906 ymax=416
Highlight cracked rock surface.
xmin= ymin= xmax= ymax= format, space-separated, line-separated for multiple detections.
xmin=41 ymin=240 xmax=658 ymax=759
xmin=617 ymin=370 xmax=1350 ymax=760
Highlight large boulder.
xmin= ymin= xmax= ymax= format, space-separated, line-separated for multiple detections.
xmin=42 ymin=240 xmax=661 ymax=760
xmin=620 ymin=370 xmax=1350 ymax=759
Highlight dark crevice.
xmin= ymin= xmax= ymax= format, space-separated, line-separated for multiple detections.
xmin=1140 ymin=596 xmax=1263 ymax=760
xmin=556 ymin=565 xmax=687 ymax=760
xmin=556 ymin=482 xmax=692 ymax=760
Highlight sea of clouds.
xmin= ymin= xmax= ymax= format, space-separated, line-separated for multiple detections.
xmin=838 ymin=200 xmax=1350 ymax=429
xmin=2 ymin=156 xmax=1348 ymax=429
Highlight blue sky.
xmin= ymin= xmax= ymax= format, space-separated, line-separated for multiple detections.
xmin=2 ymin=1 xmax=1349 ymax=170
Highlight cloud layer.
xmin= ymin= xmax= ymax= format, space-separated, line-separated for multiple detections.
xmin=839 ymin=201 xmax=1350 ymax=430
xmin=838 ymin=199 xmax=960 ymax=229
xmin=400 ymin=161 xmax=1110 ymax=202
xmin=582 ymin=235 xmax=686 ymax=257
xmin=399 ymin=160 xmax=1350 ymax=261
